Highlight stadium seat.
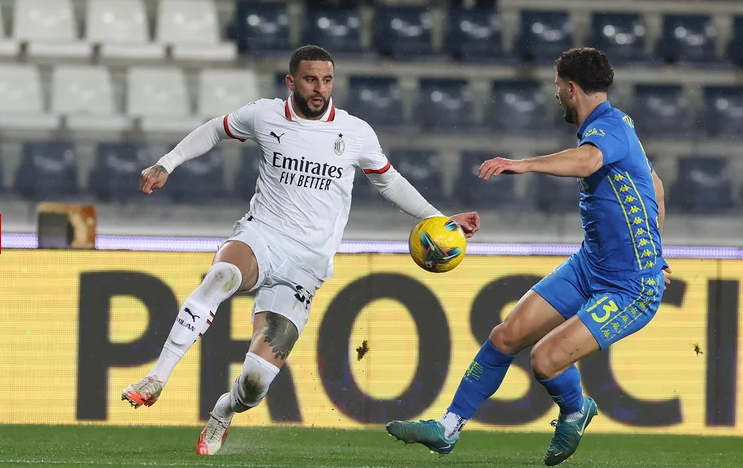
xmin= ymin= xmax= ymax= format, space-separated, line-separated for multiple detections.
xmin=0 ymin=6 xmax=20 ymax=58
xmin=51 ymin=65 xmax=130 ymax=132
xmin=14 ymin=142 xmax=79 ymax=201
xmin=456 ymin=151 xmax=518 ymax=208
xmin=726 ymin=16 xmax=743 ymax=66
xmin=532 ymin=173 xmax=580 ymax=213
xmin=670 ymin=157 xmax=733 ymax=213
xmin=630 ymin=84 xmax=693 ymax=139
xmin=486 ymin=80 xmax=554 ymax=136
xmin=344 ymin=76 xmax=408 ymax=132
xmin=387 ymin=149 xmax=445 ymax=203
xmin=373 ymin=7 xmax=440 ymax=60
xmin=657 ymin=14 xmax=718 ymax=65
xmin=156 ymin=0 xmax=237 ymax=62
xmin=233 ymin=1 xmax=292 ymax=56
xmin=13 ymin=0 xmax=92 ymax=60
xmin=126 ymin=67 xmax=204 ymax=133
xmin=515 ymin=10 xmax=573 ymax=64
xmin=0 ymin=64 xmax=59 ymax=131
xmin=89 ymin=142 xmax=154 ymax=202
xmin=588 ymin=13 xmax=649 ymax=65
xmin=703 ymin=86 xmax=743 ymax=139
xmin=415 ymin=79 xmax=480 ymax=133
xmin=303 ymin=8 xmax=367 ymax=56
xmin=168 ymin=146 xmax=229 ymax=204
xmin=86 ymin=0 xmax=166 ymax=61
xmin=197 ymin=69 xmax=261 ymax=119
xmin=446 ymin=7 xmax=510 ymax=63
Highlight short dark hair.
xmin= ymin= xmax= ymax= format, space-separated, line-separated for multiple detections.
xmin=555 ymin=47 xmax=614 ymax=94
xmin=289 ymin=45 xmax=335 ymax=75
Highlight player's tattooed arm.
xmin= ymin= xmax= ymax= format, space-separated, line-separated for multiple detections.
xmin=260 ymin=312 xmax=299 ymax=361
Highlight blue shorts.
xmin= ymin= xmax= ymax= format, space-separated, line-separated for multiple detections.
xmin=531 ymin=254 xmax=664 ymax=349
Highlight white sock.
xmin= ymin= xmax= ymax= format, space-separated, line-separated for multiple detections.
xmin=212 ymin=393 xmax=233 ymax=420
xmin=439 ymin=411 xmax=468 ymax=440
xmin=147 ymin=262 xmax=242 ymax=384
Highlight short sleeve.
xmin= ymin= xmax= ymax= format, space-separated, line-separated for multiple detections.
xmin=357 ymin=124 xmax=391 ymax=174
xmin=579 ymin=122 xmax=627 ymax=166
xmin=224 ymin=101 xmax=260 ymax=142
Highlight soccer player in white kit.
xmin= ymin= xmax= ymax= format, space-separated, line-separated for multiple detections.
xmin=121 ymin=45 xmax=481 ymax=455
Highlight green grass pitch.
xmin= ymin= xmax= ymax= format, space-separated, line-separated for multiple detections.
xmin=1 ymin=425 xmax=741 ymax=468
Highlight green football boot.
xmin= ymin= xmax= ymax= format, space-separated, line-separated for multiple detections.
xmin=386 ymin=419 xmax=458 ymax=455
xmin=544 ymin=397 xmax=598 ymax=466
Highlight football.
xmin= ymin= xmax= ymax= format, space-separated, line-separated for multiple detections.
xmin=408 ymin=216 xmax=467 ymax=273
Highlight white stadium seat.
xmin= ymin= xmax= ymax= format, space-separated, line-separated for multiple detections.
xmin=86 ymin=0 xmax=166 ymax=61
xmin=197 ymin=69 xmax=261 ymax=118
xmin=0 ymin=64 xmax=59 ymax=131
xmin=52 ymin=65 xmax=131 ymax=132
xmin=0 ymin=6 xmax=21 ymax=59
xmin=13 ymin=0 xmax=92 ymax=60
xmin=127 ymin=67 xmax=204 ymax=133
xmin=156 ymin=0 xmax=237 ymax=62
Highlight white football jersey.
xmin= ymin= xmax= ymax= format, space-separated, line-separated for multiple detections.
xmin=223 ymin=96 xmax=390 ymax=281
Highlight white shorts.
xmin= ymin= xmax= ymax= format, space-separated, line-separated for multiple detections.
xmin=224 ymin=215 xmax=323 ymax=335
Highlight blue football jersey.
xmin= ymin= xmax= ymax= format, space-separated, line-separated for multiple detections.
xmin=574 ymin=101 xmax=665 ymax=279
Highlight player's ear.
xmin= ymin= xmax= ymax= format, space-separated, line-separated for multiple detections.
xmin=285 ymin=74 xmax=294 ymax=92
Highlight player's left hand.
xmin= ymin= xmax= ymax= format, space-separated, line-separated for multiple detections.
xmin=663 ymin=266 xmax=672 ymax=290
xmin=478 ymin=157 xmax=528 ymax=180
xmin=450 ymin=212 xmax=480 ymax=239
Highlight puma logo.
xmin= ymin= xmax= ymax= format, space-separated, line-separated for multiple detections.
xmin=270 ymin=131 xmax=284 ymax=143
xmin=184 ymin=307 xmax=199 ymax=322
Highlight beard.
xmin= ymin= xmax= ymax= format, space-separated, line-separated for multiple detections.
xmin=293 ymin=90 xmax=329 ymax=118
xmin=562 ymin=103 xmax=578 ymax=124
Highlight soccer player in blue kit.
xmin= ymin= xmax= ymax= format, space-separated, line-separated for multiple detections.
xmin=386 ymin=47 xmax=672 ymax=466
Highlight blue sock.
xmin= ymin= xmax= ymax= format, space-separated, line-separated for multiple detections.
xmin=447 ymin=340 xmax=515 ymax=419
xmin=538 ymin=364 xmax=585 ymax=416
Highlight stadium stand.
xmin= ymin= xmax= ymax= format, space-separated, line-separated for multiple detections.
xmin=2 ymin=0 xmax=743 ymax=243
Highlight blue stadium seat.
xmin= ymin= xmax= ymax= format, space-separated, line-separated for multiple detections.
xmin=657 ymin=14 xmax=718 ymax=65
xmin=670 ymin=157 xmax=733 ymax=213
xmin=345 ymin=76 xmax=408 ymax=132
xmin=89 ymin=142 xmax=153 ymax=203
xmin=233 ymin=1 xmax=291 ymax=56
xmin=237 ymin=145 xmax=261 ymax=201
xmin=388 ymin=149 xmax=445 ymax=204
xmin=167 ymin=147 xmax=229 ymax=204
xmin=532 ymin=173 xmax=580 ymax=213
xmin=589 ymin=13 xmax=649 ymax=65
xmin=446 ymin=8 xmax=510 ymax=63
xmin=373 ymin=7 xmax=439 ymax=61
xmin=726 ymin=16 xmax=743 ymax=65
xmin=303 ymin=8 xmax=366 ymax=56
xmin=416 ymin=79 xmax=480 ymax=132
xmin=456 ymin=151 xmax=517 ymax=208
xmin=274 ymin=72 xmax=288 ymax=99
xmin=515 ymin=10 xmax=573 ymax=64
xmin=630 ymin=85 xmax=693 ymax=139
xmin=703 ymin=86 xmax=743 ymax=139
xmin=487 ymin=80 xmax=554 ymax=136
xmin=15 ymin=142 xmax=78 ymax=201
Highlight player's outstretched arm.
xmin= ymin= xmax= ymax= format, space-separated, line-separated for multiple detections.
xmin=365 ymin=167 xmax=480 ymax=238
xmin=479 ymin=145 xmax=604 ymax=180
xmin=139 ymin=117 xmax=226 ymax=195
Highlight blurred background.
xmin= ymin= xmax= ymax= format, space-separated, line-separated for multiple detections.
xmin=1 ymin=0 xmax=743 ymax=245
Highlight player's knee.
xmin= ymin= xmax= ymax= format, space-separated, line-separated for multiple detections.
xmin=231 ymin=352 xmax=279 ymax=413
xmin=488 ymin=323 xmax=524 ymax=355
xmin=530 ymin=344 xmax=558 ymax=380
xmin=201 ymin=262 xmax=242 ymax=297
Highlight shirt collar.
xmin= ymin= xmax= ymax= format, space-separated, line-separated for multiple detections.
xmin=284 ymin=95 xmax=336 ymax=122
xmin=577 ymin=101 xmax=612 ymax=139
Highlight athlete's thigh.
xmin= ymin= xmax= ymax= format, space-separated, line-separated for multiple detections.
xmin=578 ymin=271 xmax=665 ymax=350
xmin=213 ymin=241 xmax=260 ymax=291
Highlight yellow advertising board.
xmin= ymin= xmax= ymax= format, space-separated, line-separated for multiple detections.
xmin=0 ymin=250 xmax=741 ymax=436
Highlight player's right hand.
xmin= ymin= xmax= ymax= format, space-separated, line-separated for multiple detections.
xmin=140 ymin=164 xmax=169 ymax=195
